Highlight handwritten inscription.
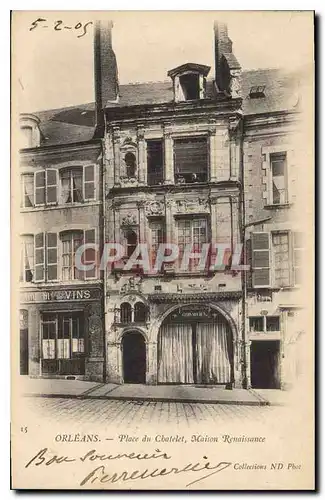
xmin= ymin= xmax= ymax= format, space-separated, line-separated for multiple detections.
xmin=29 ymin=18 xmax=93 ymax=38
xmin=25 ymin=447 xmax=232 ymax=488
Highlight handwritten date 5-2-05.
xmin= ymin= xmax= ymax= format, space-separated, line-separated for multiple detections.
xmin=29 ymin=18 xmax=93 ymax=38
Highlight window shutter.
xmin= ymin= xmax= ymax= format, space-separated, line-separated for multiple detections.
xmin=46 ymin=169 xmax=58 ymax=205
xmin=46 ymin=233 xmax=58 ymax=281
xmin=293 ymin=231 xmax=303 ymax=286
xmin=251 ymin=232 xmax=271 ymax=288
xmin=83 ymin=165 xmax=96 ymax=201
xmin=34 ymin=171 xmax=45 ymax=206
xmin=34 ymin=233 xmax=45 ymax=282
xmin=84 ymin=229 xmax=97 ymax=279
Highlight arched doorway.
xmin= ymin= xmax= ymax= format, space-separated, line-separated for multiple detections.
xmin=157 ymin=305 xmax=233 ymax=385
xmin=122 ymin=332 xmax=146 ymax=384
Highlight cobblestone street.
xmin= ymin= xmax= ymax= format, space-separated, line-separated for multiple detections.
xmin=25 ymin=397 xmax=281 ymax=429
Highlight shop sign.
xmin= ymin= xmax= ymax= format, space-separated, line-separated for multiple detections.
xmin=169 ymin=307 xmax=221 ymax=322
xmin=20 ymin=287 xmax=101 ymax=303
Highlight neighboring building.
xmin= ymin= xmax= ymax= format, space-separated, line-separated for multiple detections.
xmin=19 ymin=111 xmax=105 ymax=381
xmin=18 ymin=19 xmax=308 ymax=389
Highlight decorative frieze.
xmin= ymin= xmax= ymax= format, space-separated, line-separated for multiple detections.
xmin=175 ymin=197 xmax=209 ymax=214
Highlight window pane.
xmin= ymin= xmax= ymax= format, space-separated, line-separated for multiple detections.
xmin=266 ymin=316 xmax=280 ymax=331
xmin=47 ymin=248 xmax=57 ymax=264
xmin=35 ymin=171 xmax=45 ymax=187
xmin=35 ymin=265 xmax=44 ymax=281
xmin=84 ymin=165 xmax=94 ymax=182
xmin=47 ymin=233 xmax=57 ymax=248
xmin=47 ymin=265 xmax=57 ymax=281
xmin=35 ymin=187 xmax=45 ymax=205
xmin=84 ymin=183 xmax=95 ymax=199
xmin=47 ymin=186 xmax=57 ymax=203
xmin=249 ymin=317 xmax=264 ymax=332
xmin=35 ymin=249 xmax=44 ymax=264
xmin=47 ymin=170 xmax=57 ymax=185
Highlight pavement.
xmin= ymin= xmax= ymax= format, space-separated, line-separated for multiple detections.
xmin=19 ymin=377 xmax=289 ymax=406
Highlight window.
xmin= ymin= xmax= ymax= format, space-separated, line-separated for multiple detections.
xmin=20 ymin=235 xmax=34 ymax=282
xmin=150 ymin=220 xmax=165 ymax=266
xmin=21 ymin=165 xmax=96 ymax=208
xmin=61 ymin=168 xmax=83 ymax=203
xmin=249 ymin=86 xmax=266 ymax=98
xmin=61 ymin=231 xmax=84 ymax=281
xmin=61 ymin=165 xmax=96 ymax=204
xmin=125 ymin=230 xmax=138 ymax=259
xmin=174 ymin=137 xmax=208 ymax=184
xmin=249 ymin=316 xmax=280 ymax=333
xmin=177 ymin=218 xmax=208 ymax=272
xmin=35 ymin=169 xmax=58 ymax=206
xmin=120 ymin=303 xmax=132 ymax=323
xmin=179 ymin=73 xmax=200 ymax=100
xmin=41 ymin=312 xmax=85 ymax=375
xmin=60 ymin=229 xmax=96 ymax=281
xmin=270 ymin=153 xmax=288 ymax=205
xmin=21 ymin=174 xmax=34 ymax=208
xmin=134 ymin=302 xmax=147 ymax=322
xmin=34 ymin=232 xmax=58 ymax=283
xmin=251 ymin=231 xmax=304 ymax=288
xmin=272 ymin=232 xmax=290 ymax=287
xmin=147 ymin=140 xmax=164 ymax=185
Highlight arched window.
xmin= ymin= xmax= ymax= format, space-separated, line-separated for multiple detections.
xmin=126 ymin=230 xmax=138 ymax=258
xmin=120 ymin=303 xmax=132 ymax=323
xmin=134 ymin=302 xmax=147 ymax=323
xmin=125 ymin=152 xmax=136 ymax=178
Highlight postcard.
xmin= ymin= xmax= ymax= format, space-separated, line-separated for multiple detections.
xmin=11 ymin=10 xmax=314 ymax=490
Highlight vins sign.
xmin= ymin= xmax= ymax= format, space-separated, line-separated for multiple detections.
xmin=20 ymin=288 xmax=101 ymax=303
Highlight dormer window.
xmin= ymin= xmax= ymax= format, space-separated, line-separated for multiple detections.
xmin=168 ymin=63 xmax=210 ymax=103
xmin=19 ymin=114 xmax=41 ymax=149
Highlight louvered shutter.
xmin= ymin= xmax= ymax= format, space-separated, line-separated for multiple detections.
xmin=251 ymin=232 xmax=271 ymax=288
xmin=84 ymin=229 xmax=97 ymax=279
xmin=46 ymin=169 xmax=58 ymax=205
xmin=46 ymin=233 xmax=58 ymax=281
xmin=83 ymin=165 xmax=96 ymax=201
xmin=34 ymin=171 xmax=45 ymax=206
xmin=34 ymin=233 xmax=45 ymax=282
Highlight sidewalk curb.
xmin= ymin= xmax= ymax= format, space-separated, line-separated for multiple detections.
xmin=22 ymin=393 xmax=270 ymax=406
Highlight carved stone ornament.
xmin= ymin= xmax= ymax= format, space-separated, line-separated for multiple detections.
xmin=120 ymin=276 xmax=143 ymax=294
xmin=229 ymin=69 xmax=242 ymax=98
xmin=175 ymin=198 xmax=209 ymax=213
xmin=121 ymin=213 xmax=137 ymax=226
xmin=145 ymin=200 xmax=165 ymax=216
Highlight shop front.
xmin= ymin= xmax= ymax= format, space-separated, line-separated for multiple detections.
xmin=19 ymin=285 xmax=104 ymax=381
xmin=157 ymin=305 xmax=234 ymax=386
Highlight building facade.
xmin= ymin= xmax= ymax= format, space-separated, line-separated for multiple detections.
xmin=18 ymin=19 xmax=308 ymax=389
xmin=18 ymin=115 xmax=105 ymax=381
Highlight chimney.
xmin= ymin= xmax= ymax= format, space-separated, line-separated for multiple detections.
xmin=214 ymin=21 xmax=241 ymax=97
xmin=94 ymin=20 xmax=119 ymax=135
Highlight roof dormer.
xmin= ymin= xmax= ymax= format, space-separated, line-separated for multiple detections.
xmin=167 ymin=63 xmax=211 ymax=102
xmin=19 ymin=113 xmax=41 ymax=149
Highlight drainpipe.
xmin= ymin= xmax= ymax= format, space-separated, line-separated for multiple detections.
xmin=241 ymin=215 xmax=272 ymax=388
xmin=100 ymin=113 xmax=107 ymax=383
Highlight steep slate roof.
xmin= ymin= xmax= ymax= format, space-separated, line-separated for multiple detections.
xmin=33 ymin=67 xmax=305 ymax=147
